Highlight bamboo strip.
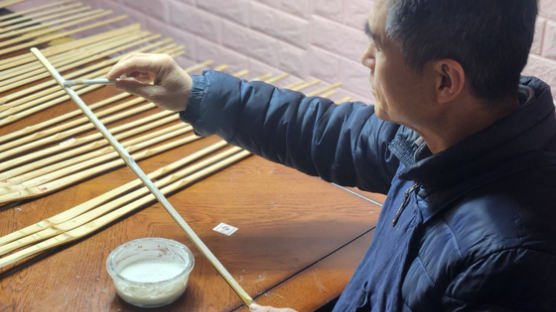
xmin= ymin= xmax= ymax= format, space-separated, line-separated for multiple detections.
xmin=0 ymin=5 xmax=90 ymax=37
xmin=0 ymin=33 xmax=160 ymax=92
xmin=0 ymin=39 xmax=178 ymax=106
xmin=0 ymin=109 xmax=173 ymax=169
xmin=0 ymin=44 xmax=183 ymax=122
xmin=336 ymin=96 xmax=353 ymax=103
xmin=0 ymin=9 xmax=113 ymax=49
xmin=0 ymin=114 xmax=180 ymax=181
xmin=0 ymin=140 xmax=229 ymax=246
xmin=0 ymin=24 xmax=140 ymax=70
xmin=0 ymin=132 xmax=202 ymax=203
xmin=0 ymin=14 xmax=128 ymax=56
xmin=0 ymin=1 xmax=80 ymax=26
xmin=12 ymin=125 xmax=194 ymax=186
xmin=320 ymin=90 xmax=337 ymax=98
xmin=306 ymin=82 xmax=343 ymax=96
xmin=0 ymin=60 xmax=212 ymax=145
xmin=264 ymin=73 xmax=289 ymax=84
xmin=0 ymin=30 xmax=144 ymax=83
xmin=0 ymin=102 xmax=158 ymax=161
xmin=0 ymin=31 xmax=150 ymax=86
xmin=0 ymin=0 xmax=26 ymax=8
xmin=0 ymin=94 xmax=137 ymax=153
xmin=0 ymin=0 xmax=74 ymax=21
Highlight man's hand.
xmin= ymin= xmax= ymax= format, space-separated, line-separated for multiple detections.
xmin=107 ymin=53 xmax=192 ymax=112
xmin=249 ymin=302 xmax=298 ymax=312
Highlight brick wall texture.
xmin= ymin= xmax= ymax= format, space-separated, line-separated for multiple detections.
xmin=10 ymin=0 xmax=556 ymax=103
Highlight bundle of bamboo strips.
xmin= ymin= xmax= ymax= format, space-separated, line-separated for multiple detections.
xmin=0 ymin=77 xmax=338 ymax=270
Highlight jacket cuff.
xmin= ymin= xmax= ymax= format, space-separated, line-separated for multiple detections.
xmin=179 ymin=73 xmax=208 ymax=132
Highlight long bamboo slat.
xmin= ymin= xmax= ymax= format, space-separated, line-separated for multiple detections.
xmin=0 ymin=0 xmax=74 ymax=22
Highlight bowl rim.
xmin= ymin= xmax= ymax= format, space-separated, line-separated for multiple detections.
xmin=106 ymin=237 xmax=195 ymax=286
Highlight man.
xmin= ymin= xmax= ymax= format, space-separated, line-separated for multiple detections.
xmin=108 ymin=0 xmax=556 ymax=311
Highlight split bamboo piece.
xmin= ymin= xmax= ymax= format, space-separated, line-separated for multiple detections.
xmin=0 ymin=9 xmax=114 ymax=49
xmin=0 ymin=44 xmax=184 ymax=125
xmin=0 ymin=24 xmax=141 ymax=70
xmin=0 ymin=33 xmax=164 ymax=93
xmin=0 ymin=0 xmax=74 ymax=22
xmin=7 ymin=123 xmax=193 ymax=184
xmin=0 ymin=60 xmax=213 ymax=145
xmin=0 ymin=113 xmax=177 ymax=180
xmin=0 ymin=131 xmax=202 ymax=203
xmin=0 ymin=14 xmax=128 ymax=55
xmin=31 ymin=47 xmax=255 ymax=308
xmin=0 ymin=5 xmax=90 ymax=37
xmin=0 ymin=42 xmax=182 ymax=107
xmin=0 ymin=30 xmax=154 ymax=87
xmin=0 ymin=0 xmax=26 ymax=8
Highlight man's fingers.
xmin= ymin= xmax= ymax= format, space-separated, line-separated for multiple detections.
xmin=107 ymin=54 xmax=173 ymax=80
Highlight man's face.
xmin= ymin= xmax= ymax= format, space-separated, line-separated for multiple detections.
xmin=362 ymin=0 xmax=432 ymax=129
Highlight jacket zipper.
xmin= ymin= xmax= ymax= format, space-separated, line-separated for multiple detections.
xmin=392 ymin=184 xmax=420 ymax=226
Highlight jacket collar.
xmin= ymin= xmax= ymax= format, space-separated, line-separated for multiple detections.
xmin=388 ymin=76 xmax=556 ymax=222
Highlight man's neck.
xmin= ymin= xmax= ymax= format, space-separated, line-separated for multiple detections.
xmin=419 ymin=95 xmax=520 ymax=154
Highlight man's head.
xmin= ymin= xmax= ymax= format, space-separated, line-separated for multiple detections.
xmin=362 ymin=0 xmax=538 ymax=151
xmin=384 ymin=0 xmax=538 ymax=100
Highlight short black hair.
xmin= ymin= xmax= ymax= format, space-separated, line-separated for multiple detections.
xmin=385 ymin=0 xmax=538 ymax=100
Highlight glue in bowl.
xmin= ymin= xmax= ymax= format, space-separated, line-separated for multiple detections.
xmin=106 ymin=237 xmax=195 ymax=308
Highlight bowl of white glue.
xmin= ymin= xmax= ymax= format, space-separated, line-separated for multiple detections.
xmin=106 ymin=237 xmax=195 ymax=308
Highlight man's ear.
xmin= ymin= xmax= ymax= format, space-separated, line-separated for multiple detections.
xmin=431 ymin=59 xmax=465 ymax=104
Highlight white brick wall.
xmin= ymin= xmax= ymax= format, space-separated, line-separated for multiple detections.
xmin=9 ymin=0 xmax=556 ymax=102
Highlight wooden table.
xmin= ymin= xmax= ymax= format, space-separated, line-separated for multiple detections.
xmin=0 ymin=71 xmax=385 ymax=312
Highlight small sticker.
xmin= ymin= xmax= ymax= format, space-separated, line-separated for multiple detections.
xmin=213 ymin=223 xmax=238 ymax=236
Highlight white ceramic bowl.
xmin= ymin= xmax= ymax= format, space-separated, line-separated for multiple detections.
xmin=106 ymin=237 xmax=195 ymax=308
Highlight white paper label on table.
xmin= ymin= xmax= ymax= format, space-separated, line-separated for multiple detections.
xmin=213 ymin=223 xmax=238 ymax=236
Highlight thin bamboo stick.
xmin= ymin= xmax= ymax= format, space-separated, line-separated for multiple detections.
xmin=0 ymin=14 xmax=128 ymax=56
xmin=320 ymin=90 xmax=337 ymax=98
xmin=0 ymin=60 xmax=212 ymax=145
xmin=12 ymin=125 xmax=194 ymax=186
xmin=33 ymin=48 xmax=255 ymax=306
xmin=0 ymin=132 xmax=202 ymax=203
xmin=0 ymin=140 xmax=229 ymax=246
xmin=0 ymin=9 xmax=113 ymax=49
xmin=0 ymin=0 xmax=26 ymax=8
xmin=0 ymin=113 xmax=178 ymax=180
xmin=0 ymin=30 xmax=147 ymax=84
xmin=0 ymin=1 xmax=78 ymax=26
xmin=0 ymin=44 xmax=183 ymax=124
xmin=0 ymin=0 xmax=74 ymax=21
xmin=0 ymin=40 xmax=179 ymax=106
xmin=0 ymin=5 xmax=90 ymax=37
xmin=0 ymin=33 xmax=160 ymax=92
xmin=306 ymin=82 xmax=343 ymax=96
xmin=0 ymin=93 xmax=135 ymax=152
xmin=0 ymin=24 xmax=140 ymax=70
xmin=336 ymin=96 xmax=353 ymax=103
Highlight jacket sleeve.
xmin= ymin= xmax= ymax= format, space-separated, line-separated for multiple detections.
xmin=180 ymin=70 xmax=400 ymax=194
xmin=441 ymin=248 xmax=556 ymax=312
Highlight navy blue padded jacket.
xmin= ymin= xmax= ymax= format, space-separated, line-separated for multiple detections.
xmin=181 ymin=71 xmax=556 ymax=312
